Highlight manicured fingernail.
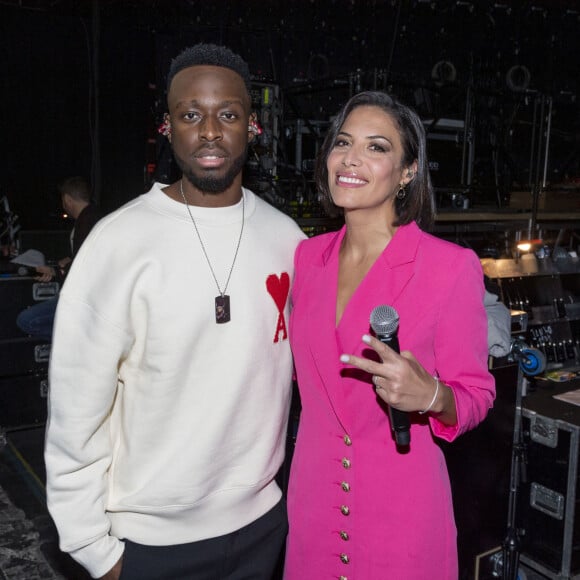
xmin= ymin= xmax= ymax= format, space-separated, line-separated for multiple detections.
xmin=340 ymin=354 xmax=350 ymax=363
xmin=362 ymin=334 xmax=372 ymax=344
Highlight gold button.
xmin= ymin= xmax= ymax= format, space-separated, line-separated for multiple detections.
xmin=341 ymin=481 xmax=350 ymax=492
xmin=340 ymin=530 xmax=350 ymax=541
xmin=342 ymin=458 xmax=351 ymax=469
xmin=340 ymin=505 xmax=350 ymax=516
xmin=340 ymin=553 xmax=350 ymax=564
xmin=343 ymin=434 xmax=352 ymax=446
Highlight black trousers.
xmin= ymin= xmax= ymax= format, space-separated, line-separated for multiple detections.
xmin=118 ymin=500 xmax=287 ymax=580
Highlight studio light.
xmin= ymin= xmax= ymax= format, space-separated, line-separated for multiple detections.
xmin=431 ymin=60 xmax=457 ymax=85
xmin=506 ymin=65 xmax=531 ymax=92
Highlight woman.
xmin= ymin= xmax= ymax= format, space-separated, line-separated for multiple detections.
xmin=284 ymin=91 xmax=495 ymax=579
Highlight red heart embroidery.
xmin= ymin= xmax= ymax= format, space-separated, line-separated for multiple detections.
xmin=267 ymin=272 xmax=290 ymax=343
xmin=266 ymin=272 xmax=290 ymax=313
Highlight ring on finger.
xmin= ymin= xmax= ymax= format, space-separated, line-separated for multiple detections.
xmin=372 ymin=375 xmax=383 ymax=390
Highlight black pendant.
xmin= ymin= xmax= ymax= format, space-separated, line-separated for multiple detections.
xmin=215 ymin=295 xmax=231 ymax=324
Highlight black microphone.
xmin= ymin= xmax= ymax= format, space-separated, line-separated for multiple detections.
xmin=370 ymin=305 xmax=411 ymax=447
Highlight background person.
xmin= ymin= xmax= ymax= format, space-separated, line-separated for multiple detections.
xmin=16 ymin=176 xmax=101 ymax=340
xmin=45 ymin=44 xmax=305 ymax=580
xmin=284 ymin=91 xmax=496 ymax=580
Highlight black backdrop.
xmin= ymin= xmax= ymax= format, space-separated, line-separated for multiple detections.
xmin=2 ymin=0 xmax=579 ymax=230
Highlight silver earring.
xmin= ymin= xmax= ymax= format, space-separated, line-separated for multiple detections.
xmin=396 ymin=184 xmax=407 ymax=200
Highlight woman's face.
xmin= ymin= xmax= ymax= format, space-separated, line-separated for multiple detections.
xmin=327 ymin=105 xmax=413 ymax=213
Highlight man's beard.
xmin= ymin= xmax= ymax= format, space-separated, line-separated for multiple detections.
xmin=174 ymin=148 xmax=248 ymax=194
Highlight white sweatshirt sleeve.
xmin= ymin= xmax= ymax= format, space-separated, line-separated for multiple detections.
xmin=45 ymin=257 xmax=134 ymax=577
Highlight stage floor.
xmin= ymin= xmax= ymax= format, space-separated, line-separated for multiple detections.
xmin=0 ymin=426 xmax=89 ymax=580
xmin=0 ymin=424 xmax=550 ymax=580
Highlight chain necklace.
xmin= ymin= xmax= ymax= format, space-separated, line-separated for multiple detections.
xmin=180 ymin=179 xmax=244 ymax=324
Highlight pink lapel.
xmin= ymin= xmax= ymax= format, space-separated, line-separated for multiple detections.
xmin=302 ymin=228 xmax=350 ymax=430
xmin=337 ymin=222 xmax=421 ymax=357
xmin=303 ymin=223 xmax=422 ymax=431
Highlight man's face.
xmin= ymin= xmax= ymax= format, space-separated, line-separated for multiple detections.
xmin=167 ymin=65 xmax=252 ymax=194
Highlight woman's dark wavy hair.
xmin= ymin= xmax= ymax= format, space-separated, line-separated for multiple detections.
xmin=315 ymin=91 xmax=435 ymax=230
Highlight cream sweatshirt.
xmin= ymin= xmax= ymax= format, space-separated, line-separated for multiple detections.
xmin=45 ymin=184 xmax=305 ymax=578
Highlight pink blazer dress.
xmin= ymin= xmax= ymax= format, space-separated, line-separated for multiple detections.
xmin=284 ymin=222 xmax=496 ymax=580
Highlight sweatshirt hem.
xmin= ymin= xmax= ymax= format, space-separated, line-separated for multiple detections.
xmin=109 ymin=480 xmax=282 ymax=545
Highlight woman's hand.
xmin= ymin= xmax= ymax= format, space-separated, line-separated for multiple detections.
xmin=340 ymin=334 xmax=457 ymax=424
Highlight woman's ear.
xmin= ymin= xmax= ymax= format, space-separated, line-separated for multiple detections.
xmin=403 ymin=161 xmax=418 ymax=185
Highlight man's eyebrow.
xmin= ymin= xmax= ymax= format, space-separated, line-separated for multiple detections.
xmin=174 ymin=98 xmax=246 ymax=108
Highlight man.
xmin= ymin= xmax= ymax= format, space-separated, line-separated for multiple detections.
xmin=16 ymin=176 xmax=101 ymax=340
xmin=45 ymin=44 xmax=305 ymax=580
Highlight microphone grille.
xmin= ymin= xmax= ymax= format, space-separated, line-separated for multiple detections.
xmin=370 ymin=305 xmax=399 ymax=336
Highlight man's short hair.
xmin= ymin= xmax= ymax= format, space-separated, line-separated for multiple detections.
xmin=59 ymin=176 xmax=91 ymax=202
xmin=167 ymin=43 xmax=252 ymax=96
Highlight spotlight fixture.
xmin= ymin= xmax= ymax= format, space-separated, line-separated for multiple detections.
xmin=506 ymin=65 xmax=531 ymax=92
xmin=516 ymin=238 xmax=543 ymax=273
xmin=516 ymin=239 xmax=542 ymax=253
xmin=517 ymin=242 xmax=532 ymax=252
xmin=431 ymin=60 xmax=457 ymax=85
